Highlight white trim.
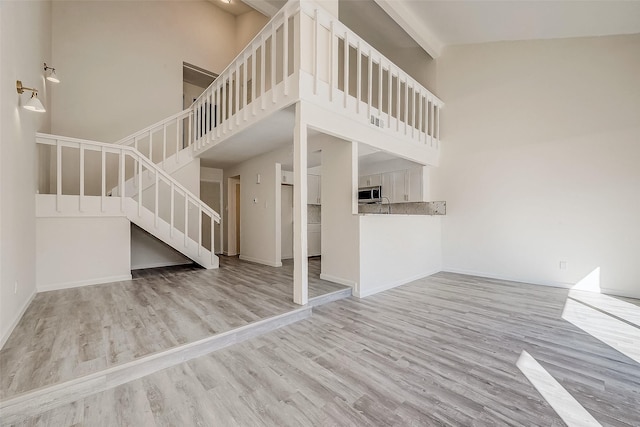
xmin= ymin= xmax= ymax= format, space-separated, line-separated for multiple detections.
xmin=319 ymin=273 xmax=357 ymax=289
xmin=442 ymin=268 xmax=640 ymax=300
xmin=0 ymin=290 xmax=36 ymax=350
xmin=37 ymin=275 xmax=133 ymax=292
xmin=443 ymin=267 xmax=574 ymax=290
xmin=0 ymin=306 xmax=311 ymax=424
xmin=131 ymin=261 xmax=192 ymax=271
xmin=600 ymin=287 xmax=640 ymax=300
xmin=373 ymin=0 xmax=444 ymax=58
xmin=355 ymin=269 xmax=440 ymax=298
xmin=241 ymin=0 xmax=280 ymax=17
xmin=239 ymin=255 xmax=282 ymax=268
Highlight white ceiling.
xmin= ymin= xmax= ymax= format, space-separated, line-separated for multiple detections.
xmin=374 ymin=0 xmax=640 ymax=57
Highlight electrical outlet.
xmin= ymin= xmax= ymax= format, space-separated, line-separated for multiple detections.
xmin=14 ymin=281 xmax=18 ymax=294
xmin=559 ymin=261 xmax=568 ymax=270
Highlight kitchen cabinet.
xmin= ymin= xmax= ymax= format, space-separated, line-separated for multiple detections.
xmin=281 ymin=170 xmax=293 ymax=184
xmin=370 ymin=167 xmax=423 ymax=203
xmin=358 ymin=174 xmax=381 ymax=188
xmin=307 ymin=223 xmax=321 ymax=256
xmin=307 ymin=174 xmax=321 ymax=205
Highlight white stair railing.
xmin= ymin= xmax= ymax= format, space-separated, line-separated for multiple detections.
xmin=115 ymin=109 xmax=193 ymax=165
xmin=36 ymin=133 xmax=220 ymax=268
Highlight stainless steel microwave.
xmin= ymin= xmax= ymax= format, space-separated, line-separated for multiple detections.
xmin=358 ymin=186 xmax=382 ymax=203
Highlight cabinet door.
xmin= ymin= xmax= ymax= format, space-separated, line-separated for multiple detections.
xmin=392 ymin=170 xmax=407 ymax=202
xmin=381 ymin=172 xmax=393 ymax=203
xmin=407 ymin=167 xmax=423 ymax=202
xmin=307 ymin=174 xmax=321 ymax=205
xmin=358 ymin=175 xmax=369 ymax=188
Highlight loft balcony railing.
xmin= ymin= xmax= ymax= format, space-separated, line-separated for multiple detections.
xmin=113 ymin=0 xmax=443 ymax=167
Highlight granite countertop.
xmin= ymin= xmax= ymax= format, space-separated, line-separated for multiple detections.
xmin=358 ymin=201 xmax=446 ymax=216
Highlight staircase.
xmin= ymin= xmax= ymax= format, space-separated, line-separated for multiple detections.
xmin=36 ymin=134 xmax=220 ymax=269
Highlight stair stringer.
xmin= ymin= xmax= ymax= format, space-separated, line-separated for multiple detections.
xmin=125 ymin=198 xmax=218 ymax=269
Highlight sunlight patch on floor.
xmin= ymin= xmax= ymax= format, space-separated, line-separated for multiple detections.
xmin=516 ymin=350 xmax=602 ymax=427
xmin=562 ymin=298 xmax=640 ymax=364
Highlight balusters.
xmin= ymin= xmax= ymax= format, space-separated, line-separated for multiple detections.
xmin=101 ymin=146 xmax=106 ymax=212
xmin=283 ymin=11 xmax=289 ymax=96
xmin=79 ymin=143 xmax=85 ymax=212
xmin=343 ymin=32 xmax=349 ymax=108
xmin=356 ymin=40 xmax=361 ymax=113
xmin=313 ymin=8 xmax=319 ymax=95
xmin=120 ymin=149 xmax=125 ymax=212
xmin=367 ymin=53 xmax=372 ymax=117
xmin=271 ymin=22 xmax=276 ymax=104
xmin=184 ymin=194 xmax=189 ymax=247
xmin=260 ymin=33 xmax=266 ymax=110
xmin=198 ymin=206 xmax=203 ymax=256
xmin=170 ymin=182 xmax=175 ymax=237
xmin=154 ymin=171 xmax=159 ymax=228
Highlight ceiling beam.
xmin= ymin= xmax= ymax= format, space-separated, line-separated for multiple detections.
xmin=373 ymin=0 xmax=444 ymax=58
xmin=241 ymin=0 xmax=280 ymax=17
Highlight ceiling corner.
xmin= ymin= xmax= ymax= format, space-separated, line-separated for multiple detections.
xmin=241 ymin=0 xmax=280 ymax=17
xmin=373 ymin=0 xmax=444 ymax=58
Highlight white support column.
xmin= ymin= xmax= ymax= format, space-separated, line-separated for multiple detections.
xmin=293 ymin=102 xmax=308 ymax=305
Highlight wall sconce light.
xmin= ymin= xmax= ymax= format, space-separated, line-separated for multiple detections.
xmin=44 ymin=63 xmax=60 ymax=83
xmin=16 ymin=80 xmax=46 ymax=112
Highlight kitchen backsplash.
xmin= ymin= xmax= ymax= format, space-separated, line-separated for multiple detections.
xmin=308 ymin=205 xmax=321 ymax=224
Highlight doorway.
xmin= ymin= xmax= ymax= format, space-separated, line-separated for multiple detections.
xmin=227 ymin=177 xmax=241 ymax=256
xmin=200 ymin=180 xmax=223 ymax=254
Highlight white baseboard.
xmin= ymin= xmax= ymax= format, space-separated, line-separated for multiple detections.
xmin=223 ymin=251 xmax=238 ymax=257
xmin=319 ymin=273 xmax=356 ymax=289
xmin=239 ymin=255 xmax=282 ymax=268
xmin=37 ymin=274 xmax=133 ymax=292
xmin=600 ymin=287 xmax=640 ymax=300
xmin=442 ymin=267 xmax=574 ymax=290
xmin=0 ymin=290 xmax=36 ymax=350
xmin=131 ymin=261 xmax=192 ymax=270
xmin=443 ymin=268 xmax=640 ymax=301
xmin=356 ymin=269 xmax=441 ymax=298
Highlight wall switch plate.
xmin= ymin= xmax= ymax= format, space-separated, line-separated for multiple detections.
xmin=14 ymin=281 xmax=18 ymax=294
xmin=559 ymin=261 xmax=568 ymax=270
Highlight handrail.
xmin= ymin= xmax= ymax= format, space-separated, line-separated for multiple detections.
xmin=115 ymin=109 xmax=191 ymax=145
xmin=36 ymin=133 xmax=220 ymax=223
xmin=113 ymin=109 xmax=193 ymax=166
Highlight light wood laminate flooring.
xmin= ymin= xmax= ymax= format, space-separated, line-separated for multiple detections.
xmin=8 ymin=273 xmax=640 ymax=426
xmin=0 ymin=257 xmax=346 ymax=400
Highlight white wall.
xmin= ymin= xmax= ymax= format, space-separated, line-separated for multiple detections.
xmin=224 ymin=146 xmax=289 ymax=266
xmin=131 ymin=224 xmax=190 ymax=270
xmin=320 ymin=135 xmax=360 ymax=288
xmin=235 ymin=10 xmax=270 ymax=54
xmin=50 ymin=1 xmax=239 ymax=142
xmin=359 ymin=215 xmax=442 ymax=298
xmin=432 ymin=34 xmax=640 ymax=299
xmin=0 ymin=0 xmax=52 ymax=347
xmin=36 ymin=217 xmax=131 ymax=291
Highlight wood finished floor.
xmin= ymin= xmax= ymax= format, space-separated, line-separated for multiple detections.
xmin=0 ymin=256 xmax=346 ymax=400
xmin=7 ymin=272 xmax=640 ymax=426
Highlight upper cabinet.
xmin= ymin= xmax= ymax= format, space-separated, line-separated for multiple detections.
xmin=358 ymin=174 xmax=381 ymax=188
xmin=308 ymin=174 xmax=321 ymax=205
xmin=359 ymin=166 xmax=423 ymax=203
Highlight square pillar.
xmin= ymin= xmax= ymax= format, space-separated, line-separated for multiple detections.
xmin=293 ymin=103 xmax=308 ymax=305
